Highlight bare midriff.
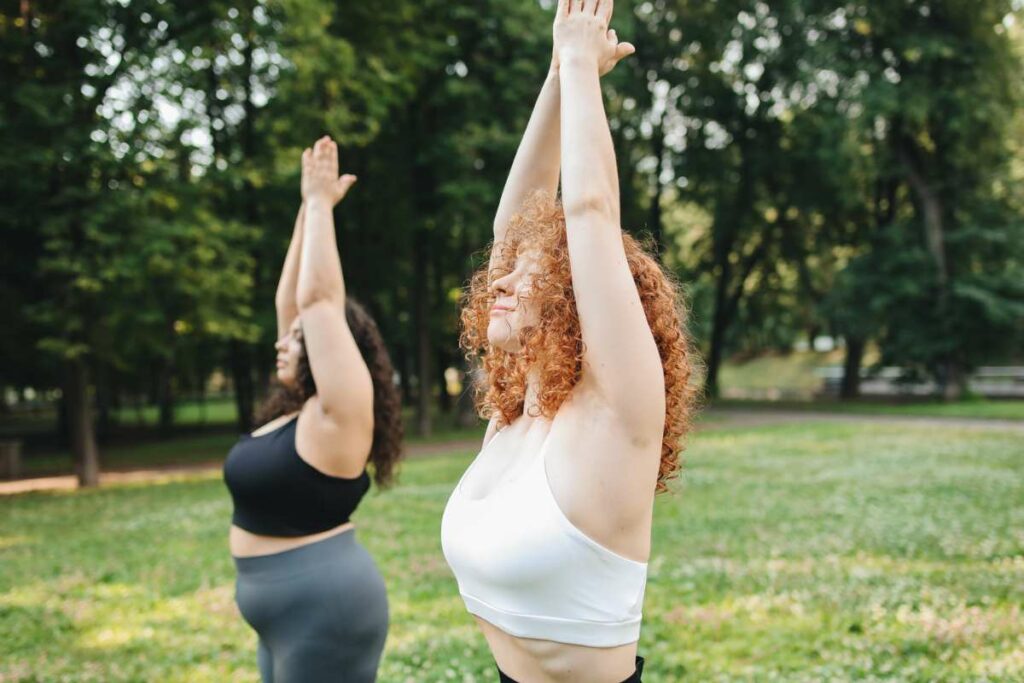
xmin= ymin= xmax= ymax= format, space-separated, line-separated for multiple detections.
xmin=476 ymin=616 xmax=638 ymax=683
xmin=229 ymin=521 xmax=355 ymax=558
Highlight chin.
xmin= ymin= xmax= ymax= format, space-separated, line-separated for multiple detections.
xmin=487 ymin=330 xmax=521 ymax=354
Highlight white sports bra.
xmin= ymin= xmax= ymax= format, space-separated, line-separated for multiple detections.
xmin=440 ymin=424 xmax=648 ymax=647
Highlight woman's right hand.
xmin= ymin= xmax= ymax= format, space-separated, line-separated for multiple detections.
xmin=551 ymin=28 xmax=635 ymax=77
xmin=301 ymin=136 xmax=357 ymax=207
xmin=553 ymin=0 xmax=634 ymax=75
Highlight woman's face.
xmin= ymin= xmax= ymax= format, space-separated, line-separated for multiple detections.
xmin=487 ymin=249 xmax=542 ymax=353
xmin=275 ymin=318 xmax=304 ymax=387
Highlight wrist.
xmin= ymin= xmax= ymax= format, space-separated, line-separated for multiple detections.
xmin=304 ymin=195 xmax=334 ymax=211
xmin=558 ymin=50 xmax=600 ymax=71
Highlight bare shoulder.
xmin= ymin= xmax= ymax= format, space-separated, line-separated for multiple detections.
xmin=294 ymin=395 xmax=373 ymax=478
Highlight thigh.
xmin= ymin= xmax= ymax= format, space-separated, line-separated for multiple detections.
xmin=257 ymin=640 xmax=273 ymax=683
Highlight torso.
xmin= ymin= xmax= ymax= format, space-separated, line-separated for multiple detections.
xmin=228 ymin=409 xmax=363 ymax=558
xmin=455 ymin=388 xmax=661 ymax=682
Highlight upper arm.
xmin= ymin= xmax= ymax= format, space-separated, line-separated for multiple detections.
xmin=296 ymin=299 xmax=374 ymax=469
xmin=565 ymin=209 xmax=665 ymax=438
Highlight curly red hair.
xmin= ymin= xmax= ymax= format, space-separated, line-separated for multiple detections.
xmin=460 ymin=193 xmax=699 ymax=493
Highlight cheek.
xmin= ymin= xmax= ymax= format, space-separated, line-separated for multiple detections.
xmin=518 ymin=297 xmax=540 ymax=327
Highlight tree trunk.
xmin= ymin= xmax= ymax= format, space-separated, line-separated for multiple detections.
xmin=648 ymin=123 xmax=665 ymax=253
xmin=413 ymin=229 xmax=433 ymax=437
xmin=157 ymin=354 xmax=174 ymax=435
xmin=395 ymin=341 xmax=412 ymax=404
xmin=704 ymin=271 xmax=730 ymax=400
xmin=456 ymin=359 xmax=481 ymax=428
xmin=901 ymin=145 xmax=962 ymax=400
xmin=231 ymin=340 xmax=255 ymax=433
xmin=95 ymin=363 xmax=112 ymax=441
xmin=197 ymin=365 xmax=207 ymax=425
xmin=56 ymin=389 xmax=70 ymax=448
xmin=840 ymin=336 xmax=865 ymax=400
xmin=65 ymin=358 xmax=100 ymax=488
xmin=941 ymin=362 xmax=967 ymax=401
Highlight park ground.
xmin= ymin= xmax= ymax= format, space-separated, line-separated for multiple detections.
xmin=1 ymin=408 xmax=1022 ymax=682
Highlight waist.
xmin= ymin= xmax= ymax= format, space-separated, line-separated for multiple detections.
xmin=230 ymin=520 xmax=355 ymax=559
xmin=479 ymin=615 xmax=640 ymax=683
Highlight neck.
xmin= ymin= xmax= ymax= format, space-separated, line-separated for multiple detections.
xmin=523 ymin=366 xmax=542 ymax=417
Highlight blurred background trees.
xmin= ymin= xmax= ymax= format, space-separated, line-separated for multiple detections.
xmin=2 ymin=0 xmax=1022 ymax=485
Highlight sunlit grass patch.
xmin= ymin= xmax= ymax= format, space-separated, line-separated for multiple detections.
xmin=0 ymin=422 xmax=1021 ymax=681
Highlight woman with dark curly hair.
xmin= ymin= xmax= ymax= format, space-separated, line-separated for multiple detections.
xmin=441 ymin=2 xmax=698 ymax=682
xmin=223 ymin=136 xmax=403 ymax=682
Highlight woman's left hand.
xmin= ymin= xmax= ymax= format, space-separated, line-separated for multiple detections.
xmin=301 ymin=136 xmax=357 ymax=206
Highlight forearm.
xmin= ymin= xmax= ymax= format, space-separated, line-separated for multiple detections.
xmin=559 ymin=57 xmax=619 ymax=221
xmin=493 ymin=69 xmax=562 ymax=242
xmin=297 ymin=198 xmax=346 ymax=309
xmin=275 ymin=205 xmax=305 ymax=334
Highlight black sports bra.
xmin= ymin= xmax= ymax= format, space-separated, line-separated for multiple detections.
xmin=222 ymin=415 xmax=370 ymax=537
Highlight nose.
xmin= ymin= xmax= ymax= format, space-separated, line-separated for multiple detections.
xmin=274 ymin=337 xmax=287 ymax=352
xmin=490 ymin=270 xmax=514 ymax=298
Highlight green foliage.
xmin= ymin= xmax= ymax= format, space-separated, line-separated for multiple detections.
xmin=2 ymin=0 xmax=1022 ymax=419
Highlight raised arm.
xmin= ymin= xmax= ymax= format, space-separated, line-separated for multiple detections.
xmin=491 ymin=67 xmax=562 ymax=265
xmin=275 ymin=204 xmax=306 ymax=338
xmin=296 ymin=137 xmax=374 ymax=467
xmin=556 ymin=0 xmax=664 ymax=436
xmin=491 ymin=17 xmax=633 ymax=266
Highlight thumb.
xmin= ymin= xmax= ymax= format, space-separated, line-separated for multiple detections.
xmin=616 ymin=42 xmax=636 ymax=60
xmin=335 ymin=174 xmax=358 ymax=196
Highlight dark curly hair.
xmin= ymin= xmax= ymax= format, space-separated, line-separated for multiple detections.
xmin=257 ymin=297 xmax=404 ymax=488
xmin=460 ymin=193 xmax=700 ymax=493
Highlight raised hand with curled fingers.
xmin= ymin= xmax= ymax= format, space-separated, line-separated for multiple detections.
xmin=300 ymin=135 xmax=358 ymax=207
xmin=553 ymin=0 xmax=635 ymax=76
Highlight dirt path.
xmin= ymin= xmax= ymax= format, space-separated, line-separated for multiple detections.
xmin=2 ymin=411 xmax=1020 ymax=497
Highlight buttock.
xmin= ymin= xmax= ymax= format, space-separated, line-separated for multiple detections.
xmin=497 ymin=655 xmax=645 ymax=683
xmin=233 ymin=529 xmax=387 ymax=638
xmin=232 ymin=530 xmax=389 ymax=683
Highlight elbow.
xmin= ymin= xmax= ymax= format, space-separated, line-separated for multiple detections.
xmin=296 ymin=288 xmax=343 ymax=311
xmin=562 ymin=194 xmax=616 ymax=222
xmin=275 ymin=289 xmax=295 ymax=310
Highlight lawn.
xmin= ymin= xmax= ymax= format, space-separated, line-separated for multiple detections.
xmin=1 ymin=422 xmax=1022 ymax=681
xmin=711 ymin=398 xmax=1024 ymax=421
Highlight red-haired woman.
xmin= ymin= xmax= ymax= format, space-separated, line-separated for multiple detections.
xmin=224 ymin=137 xmax=403 ymax=682
xmin=441 ymin=2 xmax=699 ymax=682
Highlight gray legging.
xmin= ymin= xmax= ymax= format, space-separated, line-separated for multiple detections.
xmin=234 ymin=529 xmax=389 ymax=682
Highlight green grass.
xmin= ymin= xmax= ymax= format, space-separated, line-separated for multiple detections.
xmin=1 ymin=423 xmax=1022 ymax=681
xmin=713 ymin=398 xmax=1024 ymax=421
xmin=110 ymin=398 xmax=239 ymax=427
